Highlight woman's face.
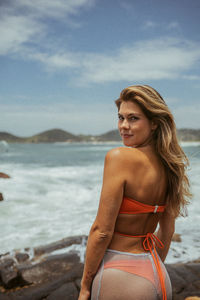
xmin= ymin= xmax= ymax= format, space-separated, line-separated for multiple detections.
xmin=118 ymin=101 xmax=156 ymax=148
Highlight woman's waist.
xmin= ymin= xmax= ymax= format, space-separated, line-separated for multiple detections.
xmin=108 ymin=232 xmax=148 ymax=254
xmin=105 ymin=248 xmax=153 ymax=257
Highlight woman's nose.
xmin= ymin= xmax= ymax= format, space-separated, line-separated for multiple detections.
xmin=121 ymin=118 xmax=129 ymax=129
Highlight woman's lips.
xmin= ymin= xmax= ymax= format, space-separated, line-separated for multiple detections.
xmin=121 ymin=134 xmax=133 ymax=138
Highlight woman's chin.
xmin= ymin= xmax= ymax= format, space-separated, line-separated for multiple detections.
xmin=122 ymin=139 xmax=134 ymax=147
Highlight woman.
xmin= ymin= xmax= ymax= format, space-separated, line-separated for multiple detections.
xmin=78 ymin=85 xmax=191 ymax=300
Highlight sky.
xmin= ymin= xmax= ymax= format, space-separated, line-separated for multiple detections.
xmin=1 ymin=0 xmax=200 ymax=137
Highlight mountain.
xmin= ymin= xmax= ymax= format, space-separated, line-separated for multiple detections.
xmin=0 ymin=129 xmax=81 ymax=143
xmin=177 ymin=128 xmax=200 ymax=141
xmin=0 ymin=128 xmax=200 ymax=143
xmin=26 ymin=128 xmax=80 ymax=143
xmin=95 ymin=129 xmax=121 ymax=141
xmin=0 ymin=132 xmax=27 ymax=143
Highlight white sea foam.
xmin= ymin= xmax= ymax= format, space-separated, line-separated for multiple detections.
xmin=180 ymin=141 xmax=200 ymax=147
xmin=0 ymin=161 xmax=102 ymax=253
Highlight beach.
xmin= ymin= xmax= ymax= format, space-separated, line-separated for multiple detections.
xmin=0 ymin=142 xmax=200 ymax=263
xmin=0 ymin=142 xmax=200 ymax=299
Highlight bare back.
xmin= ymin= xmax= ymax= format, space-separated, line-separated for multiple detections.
xmin=108 ymin=146 xmax=168 ymax=253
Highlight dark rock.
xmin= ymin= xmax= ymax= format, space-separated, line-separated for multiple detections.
xmin=75 ymin=278 xmax=81 ymax=290
xmin=34 ymin=235 xmax=87 ymax=257
xmin=0 ymin=268 xmax=18 ymax=288
xmin=0 ymin=258 xmax=15 ymax=269
xmin=0 ymin=258 xmax=18 ymax=288
xmin=193 ymin=281 xmax=200 ymax=289
xmin=174 ymin=264 xmax=199 ymax=284
xmin=166 ymin=264 xmax=186 ymax=294
xmin=166 ymin=262 xmax=200 ymax=299
xmin=0 ymin=293 xmax=10 ymax=300
xmin=0 ymin=193 xmax=3 ymax=201
xmin=0 ymin=173 xmax=10 ymax=179
xmin=2 ymin=263 xmax=83 ymax=300
xmin=172 ymin=233 xmax=182 ymax=242
xmin=0 ymin=253 xmax=10 ymax=260
xmin=187 ymin=263 xmax=200 ymax=277
xmin=18 ymin=252 xmax=80 ymax=285
xmin=15 ymin=253 xmax=29 ymax=264
xmin=46 ymin=282 xmax=78 ymax=300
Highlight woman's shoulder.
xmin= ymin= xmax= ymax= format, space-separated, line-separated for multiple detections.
xmin=105 ymin=147 xmax=145 ymax=164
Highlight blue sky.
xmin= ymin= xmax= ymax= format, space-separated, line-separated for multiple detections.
xmin=1 ymin=0 xmax=200 ymax=136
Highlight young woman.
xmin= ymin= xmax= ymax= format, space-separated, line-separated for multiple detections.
xmin=78 ymin=85 xmax=191 ymax=300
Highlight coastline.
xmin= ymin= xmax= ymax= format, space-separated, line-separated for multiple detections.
xmin=0 ymin=141 xmax=199 ymax=298
xmin=1 ymin=140 xmax=200 ymax=146
xmin=0 ymin=235 xmax=199 ymax=299
xmin=1 ymin=128 xmax=200 ymax=144
xmin=0 ymin=142 xmax=199 ymax=266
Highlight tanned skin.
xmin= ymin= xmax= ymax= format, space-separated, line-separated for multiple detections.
xmin=78 ymin=101 xmax=175 ymax=300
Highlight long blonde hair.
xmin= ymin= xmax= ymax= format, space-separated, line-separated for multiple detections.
xmin=115 ymin=85 xmax=192 ymax=218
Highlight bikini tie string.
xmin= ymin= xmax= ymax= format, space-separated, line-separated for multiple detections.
xmin=142 ymin=232 xmax=164 ymax=251
xmin=142 ymin=233 xmax=167 ymax=300
xmin=114 ymin=231 xmax=167 ymax=300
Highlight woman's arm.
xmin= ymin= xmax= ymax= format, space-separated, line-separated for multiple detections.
xmin=155 ymin=209 xmax=176 ymax=262
xmin=79 ymin=148 xmax=126 ymax=297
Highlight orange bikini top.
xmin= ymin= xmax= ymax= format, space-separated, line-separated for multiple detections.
xmin=118 ymin=196 xmax=166 ymax=215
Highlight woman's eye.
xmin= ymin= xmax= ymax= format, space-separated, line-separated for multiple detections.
xmin=129 ymin=116 xmax=138 ymax=121
xmin=118 ymin=115 xmax=138 ymax=121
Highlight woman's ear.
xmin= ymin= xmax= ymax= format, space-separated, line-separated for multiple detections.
xmin=151 ymin=120 xmax=158 ymax=130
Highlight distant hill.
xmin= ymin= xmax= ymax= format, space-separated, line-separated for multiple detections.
xmin=95 ymin=128 xmax=200 ymax=142
xmin=26 ymin=128 xmax=80 ymax=143
xmin=177 ymin=128 xmax=200 ymax=141
xmin=0 ymin=132 xmax=27 ymax=143
xmin=96 ymin=129 xmax=121 ymax=141
xmin=0 ymin=129 xmax=81 ymax=143
xmin=0 ymin=128 xmax=200 ymax=143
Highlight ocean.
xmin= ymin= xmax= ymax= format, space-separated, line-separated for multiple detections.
xmin=0 ymin=142 xmax=200 ymax=264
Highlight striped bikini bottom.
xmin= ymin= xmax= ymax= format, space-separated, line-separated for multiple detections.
xmin=91 ymin=249 xmax=172 ymax=300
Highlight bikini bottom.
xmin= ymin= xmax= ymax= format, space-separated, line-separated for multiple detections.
xmin=91 ymin=249 xmax=172 ymax=300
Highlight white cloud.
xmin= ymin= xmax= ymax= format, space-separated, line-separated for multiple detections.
xmin=142 ymin=21 xmax=157 ymax=29
xmin=27 ymin=51 xmax=79 ymax=70
xmin=0 ymin=0 xmax=95 ymax=55
xmin=182 ymin=75 xmax=200 ymax=80
xmin=142 ymin=20 xmax=181 ymax=32
xmin=120 ymin=1 xmax=134 ymax=12
xmin=1 ymin=0 xmax=95 ymax=20
xmin=77 ymin=38 xmax=200 ymax=84
xmin=167 ymin=22 xmax=180 ymax=30
xmin=23 ymin=38 xmax=200 ymax=85
xmin=0 ymin=15 xmax=45 ymax=55
xmin=1 ymin=2 xmax=200 ymax=85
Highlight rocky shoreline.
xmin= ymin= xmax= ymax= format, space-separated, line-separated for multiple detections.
xmin=0 ymin=235 xmax=200 ymax=300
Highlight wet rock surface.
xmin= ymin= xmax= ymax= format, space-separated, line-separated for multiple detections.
xmin=0 ymin=235 xmax=199 ymax=300
xmin=0 ymin=171 xmax=10 ymax=203
xmin=172 ymin=233 xmax=182 ymax=243
xmin=0 ymin=193 xmax=3 ymax=201
xmin=0 ymin=172 xmax=10 ymax=179
xmin=166 ymin=260 xmax=200 ymax=299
